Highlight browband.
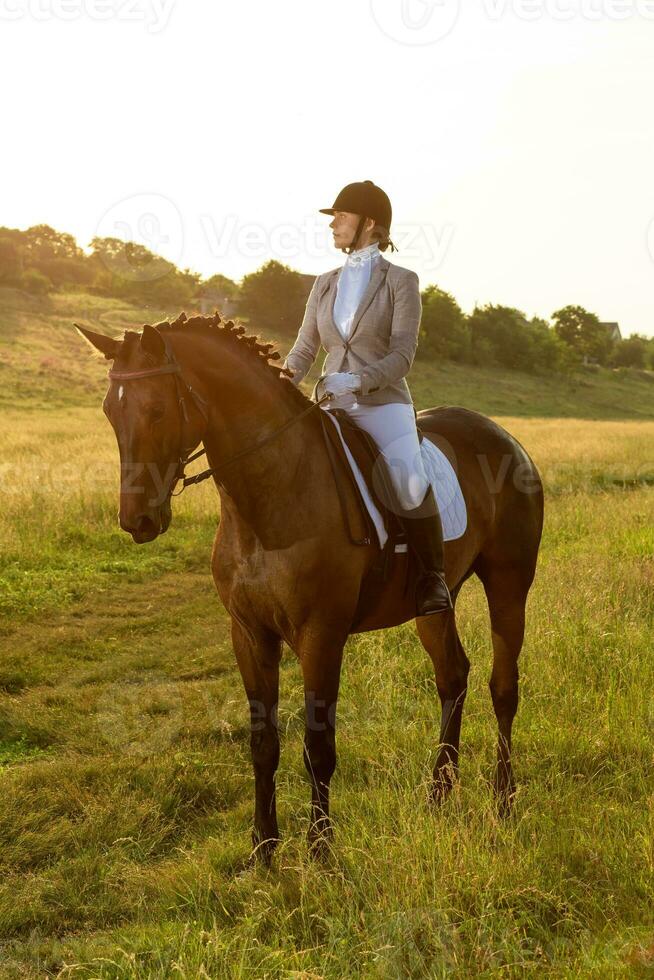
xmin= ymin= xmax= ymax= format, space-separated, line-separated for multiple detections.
xmin=108 ymin=363 xmax=181 ymax=381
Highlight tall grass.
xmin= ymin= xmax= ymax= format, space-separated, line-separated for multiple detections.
xmin=0 ymin=399 xmax=653 ymax=974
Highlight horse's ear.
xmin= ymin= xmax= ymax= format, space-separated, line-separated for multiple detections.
xmin=75 ymin=324 xmax=119 ymax=361
xmin=140 ymin=324 xmax=166 ymax=361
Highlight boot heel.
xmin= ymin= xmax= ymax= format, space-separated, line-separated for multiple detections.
xmin=416 ymin=571 xmax=453 ymax=615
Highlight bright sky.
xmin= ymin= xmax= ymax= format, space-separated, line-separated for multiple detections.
xmin=2 ymin=0 xmax=653 ymax=336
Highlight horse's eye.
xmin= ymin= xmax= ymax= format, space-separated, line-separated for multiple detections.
xmin=151 ymin=407 xmax=165 ymax=423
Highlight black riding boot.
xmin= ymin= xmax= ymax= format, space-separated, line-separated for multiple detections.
xmin=399 ymin=484 xmax=453 ymax=616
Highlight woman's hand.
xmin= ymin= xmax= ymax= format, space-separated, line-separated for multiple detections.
xmin=282 ymin=362 xmax=300 ymax=385
xmin=323 ymin=372 xmax=361 ymax=397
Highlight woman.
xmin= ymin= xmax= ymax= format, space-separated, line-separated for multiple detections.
xmin=283 ymin=180 xmax=452 ymax=615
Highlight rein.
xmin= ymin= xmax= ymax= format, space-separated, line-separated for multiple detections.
xmin=177 ymin=394 xmax=333 ymax=493
xmin=108 ymin=334 xmax=333 ymax=497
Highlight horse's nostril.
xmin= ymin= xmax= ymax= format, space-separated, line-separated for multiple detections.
xmin=120 ymin=512 xmax=160 ymax=542
xmin=135 ymin=515 xmax=157 ymax=536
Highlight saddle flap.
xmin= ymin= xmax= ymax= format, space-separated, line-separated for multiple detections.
xmin=326 ymin=408 xmax=405 ymax=540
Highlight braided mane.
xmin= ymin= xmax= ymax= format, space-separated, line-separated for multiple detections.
xmin=135 ymin=310 xmax=313 ymax=410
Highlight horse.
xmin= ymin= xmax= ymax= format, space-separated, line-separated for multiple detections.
xmin=76 ymin=311 xmax=544 ymax=862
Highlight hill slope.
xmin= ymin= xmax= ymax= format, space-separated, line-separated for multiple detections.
xmin=1 ymin=287 xmax=653 ymax=418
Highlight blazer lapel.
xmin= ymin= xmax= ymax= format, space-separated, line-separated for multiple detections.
xmin=321 ymin=270 xmax=346 ymax=342
xmin=321 ymin=255 xmax=389 ymax=344
xmin=348 ymin=257 xmax=389 ymax=342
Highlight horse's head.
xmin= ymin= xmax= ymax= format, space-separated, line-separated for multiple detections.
xmin=76 ymin=322 xmax=206 ymax=544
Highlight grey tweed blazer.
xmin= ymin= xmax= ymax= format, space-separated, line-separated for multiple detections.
xmin=283 ymin=254 xmax=421 ymax=406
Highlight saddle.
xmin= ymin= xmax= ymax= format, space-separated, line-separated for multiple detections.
xmin=318 ymin=406 xmax=423 ymax=616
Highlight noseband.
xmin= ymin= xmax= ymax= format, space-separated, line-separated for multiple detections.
xmin=108 ymin=329 xmax=331 ymax=497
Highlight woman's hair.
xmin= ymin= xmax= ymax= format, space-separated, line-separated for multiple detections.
xmin=370 ymin=222 xmax=391 ymax=252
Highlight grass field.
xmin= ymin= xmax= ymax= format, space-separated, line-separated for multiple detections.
xmin=1 ymin=289 xmax=653 ymax=977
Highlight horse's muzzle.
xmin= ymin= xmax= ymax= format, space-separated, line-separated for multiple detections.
xmin=121 ymin=501 xmax=171 ymax=543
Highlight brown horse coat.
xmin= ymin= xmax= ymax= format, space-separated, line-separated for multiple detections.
xmin=77 ymin=313 xmax=544 ymax=860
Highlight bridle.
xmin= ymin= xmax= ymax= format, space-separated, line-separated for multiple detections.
xmin=107 ymin=331 xmax=332 ymax=498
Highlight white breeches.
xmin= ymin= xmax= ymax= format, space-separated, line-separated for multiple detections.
xmin=323 ymin=400 xmax=430 ymax=512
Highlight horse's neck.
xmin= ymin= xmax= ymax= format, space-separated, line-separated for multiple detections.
xmin=174 ymin=334 xmax=326 ymax=541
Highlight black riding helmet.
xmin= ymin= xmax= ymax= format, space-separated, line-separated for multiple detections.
xmin=319 ymin=180 xmax=397 ymax=254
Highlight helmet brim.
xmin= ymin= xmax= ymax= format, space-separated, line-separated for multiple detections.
xmin=318 ymin=208 xmax=336 ymax=215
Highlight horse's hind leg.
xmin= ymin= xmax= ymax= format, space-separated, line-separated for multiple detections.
xmin=478 ymin=565 xmax=530 ymax=816
xmin=416 ymin=609 xmax=470 ymax=803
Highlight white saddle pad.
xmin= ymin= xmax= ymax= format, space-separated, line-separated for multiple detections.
xmin=323 ymin=411 xmax=467 ymax=550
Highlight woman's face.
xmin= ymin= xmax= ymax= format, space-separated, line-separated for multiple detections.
xmin=329 ymin=211 xmax=375 ymax=250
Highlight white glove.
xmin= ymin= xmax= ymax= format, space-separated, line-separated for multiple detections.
xmin=323 ymin=372 xmax=361 ymax=397
xmin=282 ymin=361 xmax=300 ymax=385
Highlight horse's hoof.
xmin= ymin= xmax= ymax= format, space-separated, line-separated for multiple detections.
xmin=497 ymin=796 xmax=515 ymax=820
xmin=430 ymin=763 xmax=458 ymax=805
xmin=308 ymin=837 xmax=333 ymax=862
xmin=308 ymin=823 xmax=333 ymax=862
xmin=430 ymin=785 xmax=450 ymax=806
xmin=236 ymin=860 xmax=257 ymax=880
xmin=250 ymin=835 xmax=280 ymax=867
xmin=494 ymin=776 xmax=517 ymax=820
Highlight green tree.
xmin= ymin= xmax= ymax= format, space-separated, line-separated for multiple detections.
xmin=23 ymin=224 xmax=82 ymax=262
xmin=88 ymin=238 xmax=198 ymax=307
xmin=468 ymin=305 xmax=532 ymax=370
xmin=467 ymin=305 xmax=567 ymax=373
xmin=610 ymin=334 xmax=649 ymax=369
xmin=20 ymin=268 xmax=52 ymax=295
xmin=552 ymin=305 xmax=613 ymax=364
xmin=552 ymin=305 xmax=586 ymax=349
xmin=198 ymin=273 xmax=239 ymax=300
xmin=0 ymin=236 xmax=23 ymax=284
xmin=579 ymin=320 xmax=614 ymax=365
xmin=239 ymin=260 xmax=309 ymax=337
xmin=89 ymin=237 xmax=171 ymax=284
xmin=417 ymin=285 xmax=469 ymax=361
xmin=528 ymin=317 xmax=576 ymax=373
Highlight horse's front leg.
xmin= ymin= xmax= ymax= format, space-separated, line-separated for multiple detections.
xmin=297 ymin=630 xmax=347 ymax=858
xmin=231 ymin=617 xmax=282 ymax=865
